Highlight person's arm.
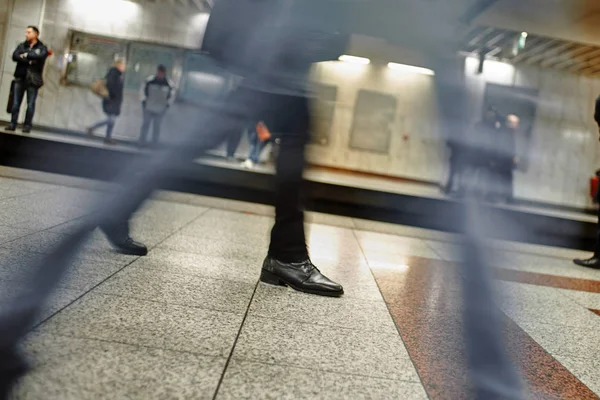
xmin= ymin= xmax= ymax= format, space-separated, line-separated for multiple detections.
xmin=140 ymin=76 xmax=150 ymax=107
xmin=166 ymin=78 xmax=176 ymax=108
xmin=26 ymin=44 xmax=48 ymax=62
xmin=594 ymin=95 xmax=600 ymax=129
xmin=105 ymin=69 xmax=119 ymax=99
xmin=12 ymin=45 xmax=28 ymax=63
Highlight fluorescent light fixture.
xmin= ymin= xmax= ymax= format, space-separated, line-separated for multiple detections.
xmin=338 ymin=55 xmax=370 ymax=64
xmin=521 ymin=31 xmax=528 ymax=38
xmin=387 ymin=62 xmax=435 ymax=76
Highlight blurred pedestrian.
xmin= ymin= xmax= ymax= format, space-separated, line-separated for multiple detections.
xmin=6 ymin=26 xmax=48 ymax=134
xmin=87 ymin=60 xmax=126 ymax=145
xmin=574 ymin=95 xmax=600 ymax=268
xmin=139 ymin=64 xmax=175 ymax=147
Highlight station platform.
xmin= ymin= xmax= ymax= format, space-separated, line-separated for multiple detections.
xmin=0 ymin=128 xmax=597 ymax=252
xmin=1 ymin=166 xmax=600 ymax=399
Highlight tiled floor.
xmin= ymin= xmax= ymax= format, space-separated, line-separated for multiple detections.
xmin=1 ymin=167 xmax=600 ymax=399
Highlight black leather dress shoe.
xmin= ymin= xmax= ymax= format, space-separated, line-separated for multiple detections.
xmin=4 ymin=124 xmax=16 ymax=132
xmin=573 ymin=257 xmax=600 ymax=269
xmin=108 ymin=237 xmax=148 ymax=256
xmin=21 ymin=125 xmax=31 ymax=134
xmin=260 ymin=257 xmax=344 ymax=297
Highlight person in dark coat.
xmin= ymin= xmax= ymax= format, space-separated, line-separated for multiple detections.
xmin=489 ymin=114 xmax=519 ymax=203
xmin=6 ymin=25 xmax=48 ymax=133
xmin=87 ymin=60 xmax=126 ymax=145
xmin=574 ymin=95 xmax=600 ymax=268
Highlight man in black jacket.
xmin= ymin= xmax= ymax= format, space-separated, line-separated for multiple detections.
xmin=6 ymin=26 xmax=48 ymax=133
xmin=574 ymin=95 xmax=600 ymax=268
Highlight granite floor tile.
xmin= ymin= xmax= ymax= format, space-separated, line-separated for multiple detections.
xmin=217 ymin=360 xmax=428 ymax=400
xmin=131 ymin=248 xmax=263 ymax=283
xmin=518 ymin=321 xmax=600 ymax=360
xmin=559 ymin=289 xmax=600 ymax=309
xmin=355 ymin=231 xmax=435 ymax=255
xmin=178 ymin=222 xmax=271 ymax=247
xmin=0 ymin=225 xmax=34 ymax=244
xmin=14 ymin=333 xmax=226 ymax=400
xmin=556 ymin=355 xmax=600 ymax=397
xmin=305 ymin=212 xmax=356 ymax=228
xmin=352 ymin=218 xmax=459 ymax=242
xmin=249 ymin=284 xmax=395 ymax=333
xmin=0 ymin=231 xmax=72 ymax=254
xmin=96 ymin=266 xmax=255 ymax=313
xmin=38 ymin=292 xmax=167 ymax=349
xmin=232 ymin=315 xmax=419 ymax=381
xmin=158 ymin=235 xmax=266 ymax=264
xmin=163 ymin=303 xmax=245 ymax=357
xmin=497 ymin=282 xmax=600 ymax=329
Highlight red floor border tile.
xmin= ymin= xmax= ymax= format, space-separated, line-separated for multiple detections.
xmin=371 ymin=256 xmax=599 ymax=399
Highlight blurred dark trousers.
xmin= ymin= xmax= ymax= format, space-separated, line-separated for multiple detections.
xmin=139 ymin=109 xmax=165 ymax=144
xmin=226 ymin=129 xmax=244 ymax=158
xmin=89 ymin=114 xmax=118 ymax=139
xmin=0 ymin=86 xmax=310 ymax=391
xmin=10 ymin=81 xmax=38 ymax=127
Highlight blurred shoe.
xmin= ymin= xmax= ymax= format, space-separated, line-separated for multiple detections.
xmin=107 ymin=236 xmax=148 ymax=256
xmin=22 ymin=125 xmax=31 ymax=134
xmin=573 ymin=256 xmax=600 ymax=269
xmin=241 ymin=159 xmax=255 ymax=169
xmin=101 ymin=224 xmax=148 ymax=256
xmin=5 ymin=124 xmax=16 ymax=132
xmin=104 ymin=138 xmax=117 ymax=145
xmin=0 ymin=349 xmax=28 ymax=400
xmin=260 ymin=257 xmax=344 ymax=297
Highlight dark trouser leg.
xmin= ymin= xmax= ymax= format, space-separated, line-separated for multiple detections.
xmin=595 ymin=206 xmax=600 ymax=257
xmin=267 ymin=95 xmax=309 ymax=262
xmin=152 ymin=112 xmax=163 ymax=144
xmin=105 ymin=115 xmax=117 ymax=139
xmin=226 ymin=128 xmax=243 ymax=158
xmin=10 ymin=81 xmax=25 ymax=125
xmin=139 ymin=110 xmax=152 ymax=143
xmin=23 ymin=86 xmax=38 ymax=127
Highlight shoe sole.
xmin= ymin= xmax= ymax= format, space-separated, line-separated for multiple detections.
xmin=259 ymin=269 xmax=344 ymax=297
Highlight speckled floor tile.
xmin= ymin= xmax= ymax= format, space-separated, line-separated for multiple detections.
xmin=305 ymin=212 xmax=356 ymax=228
xmin=556 ymin=355 xmax=600 ymax=397
xmin=130 ymin=248 xmax=263 ymax=283
xmin=352 ymin=218 xmax=460 ymax=242
xmin=559 ymin=289 xmax=600 ymax=309
xmin=0 ymin=224 xmax=35 ymax=245
xmin=518 ymin=320 xmax=600 ymax=360
xmin=37 ymin=293 xmax=167 ymax=348
xmin=13 ymin=333 xmax=226 ymax=400
xmin=249 ymin=284 xmax=395 ymax=333
xmin=158 ymin=235 xmax=266 ymax=265
xmin=162 ymin=303 xmax=245 ymax=357
xmin=216 ymin=360 xmax=428 ymax=400
xmin=232 ymin=315 xmax=418 ymax=381
xmin=497 ymin=282 xmax=600 ymax=329
xmin=96 ymin=265 xmax=255 ymax=313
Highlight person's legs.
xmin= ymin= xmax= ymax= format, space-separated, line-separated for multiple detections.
xmin=260 ymin=94 xmax=342 ymax=296
xmin=151 ymin=112 xmax=163 ymax=145
xmin=22 ymin=86 xmax=39 ymax=130
xmin=9 ymin=81 xmax=26 ymax=127
xmin=139 ymin=109 xmax=152 ymax=144
xmin=226 ymin=128 xmax=243 ymax=159
xmin=105 ymin=115 xmax=117 ymax=139
xmin=574 ymin=205 xmax=600 ymax=268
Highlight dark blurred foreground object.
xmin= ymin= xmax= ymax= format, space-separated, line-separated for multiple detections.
xmin=573 ymin=96 xmax=600 ymax=268
xmin=0 ymin=1 xmax=347 ymax=396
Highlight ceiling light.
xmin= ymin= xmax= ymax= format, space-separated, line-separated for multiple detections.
xmin=521 ymin=32 xmax=528 ymax=38
xmin=338 ymin=55 xmax=370 ymax=65
xmin=387 ymin=62 xmax=435 ymax=76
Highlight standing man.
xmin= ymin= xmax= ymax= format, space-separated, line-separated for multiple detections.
xmin=574 ymin=95 xmax=600 ymax=268
xmin=139 ymin=65 xmax=175 ymax=146
xmin=6 ymin=26 xmax=48 ymax=133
